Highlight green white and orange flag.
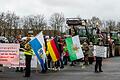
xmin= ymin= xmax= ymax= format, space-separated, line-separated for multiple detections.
xmin=65 ymin=35 xmax=84 ymax=61
xmin=47 ymin=38 xmax=60 ymax=62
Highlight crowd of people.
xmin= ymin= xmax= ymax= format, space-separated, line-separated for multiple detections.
xmin=0 ymin=34 xmax=104 ymax=78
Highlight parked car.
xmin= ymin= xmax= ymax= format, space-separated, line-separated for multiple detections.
xmin=0 ymin=36 xmax=9 ymax=43
xmin=21 ymin=37 xmax=34 ymax=41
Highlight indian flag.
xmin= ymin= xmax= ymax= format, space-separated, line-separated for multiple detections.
xmin=47 ymin=38 xmax=60 ymax=62
xmin=65 ymin=35 xmax=84 ymax=61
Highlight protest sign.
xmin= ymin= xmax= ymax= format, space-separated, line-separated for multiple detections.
xmin=0 ymin=43 xmax=20 ymax=66
xmin=94 ymin=46 xmax=107 ymax=58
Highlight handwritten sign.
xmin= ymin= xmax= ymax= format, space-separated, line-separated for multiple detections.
xmin=94 ymin=46 xmax=107 ymax=58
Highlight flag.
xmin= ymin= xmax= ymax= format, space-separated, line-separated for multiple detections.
xmin=35 ymin=32 xmax=46 ymax=63
xmin=65 ymin=35 xmax=84 ymax=61
xmin=47 ymin=38 xmax=60 ymax=62
xmin=29 ymin=32 xmax=46 ymax=70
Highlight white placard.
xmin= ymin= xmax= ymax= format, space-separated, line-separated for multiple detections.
xmin=94 ymin=46 xmax=107 ymax=58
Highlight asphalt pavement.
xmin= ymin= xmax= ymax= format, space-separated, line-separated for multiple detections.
xmin=1 ymin=57 xmax=120 ymax=80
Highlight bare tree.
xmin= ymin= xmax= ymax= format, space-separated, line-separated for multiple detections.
xmin=4 ymin=12 xmax=20 ymax=37
xmin=116 ymin=22 xmax=120 ymax=31
xmin=22 ymin=16 xmax=31 ymax=35
xmin=0 ymin=12 xmax=6 ymax=36
xmin=91 ymin=16 xmax=102 ymax=28
xmin=49 ymin=13 xmax=65 ymax=34
xmin=33 ymin=15 xmax=47 ymax=30
xmin=22 ymin=14 xmax=47 ymax=35
xmin=106 ymin=20 xmax=116 ymax=32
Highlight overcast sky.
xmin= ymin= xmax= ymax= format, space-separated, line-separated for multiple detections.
xmin=0 ymin=0 xmax=120 ymax=20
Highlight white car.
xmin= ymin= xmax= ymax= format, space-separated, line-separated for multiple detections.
xmin=0 ymin=36 xmax=9 ymax=43
xmin=21 ymin=37 xmax=34 ymax=41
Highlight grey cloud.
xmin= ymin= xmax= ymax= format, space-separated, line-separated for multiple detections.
xmin=0 ymin=0 xmax=120 ymax=20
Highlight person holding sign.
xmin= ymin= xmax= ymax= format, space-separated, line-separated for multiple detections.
xmin=95 ymin=40 xmax=104 ymax=73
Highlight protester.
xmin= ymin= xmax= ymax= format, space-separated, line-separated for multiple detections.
xmin=16 ymin=40 xmax=25 ymax=72
xmin=24 ymin=37 xmax=33 ymax=77
xmin=88 ymin=42 xmax=94 ymax=64
xmin=57 ymin=36 xmax=64 ymax=69
xmin=95 ymin=41 xmax=103 ymax=73
xmin=63 ymin=42 xmax=69 ymax=65
xmin=14 ymin=35 xmax=24 ymax=72
xmin=46 ymin=37 xmax=52 ymax=70
xmin=47 ymin=53 xmax=52 ymax=70
xmin=82 ymin=41 xmax=89 ymax=65
xmin=95 ymin=56 xmax=103 ymax=73
xmin=53 ymin=36 xmax=64 ymax=70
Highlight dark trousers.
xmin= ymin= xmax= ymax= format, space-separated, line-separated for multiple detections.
xmin=47 ymin=54 xmax=52 ymax=68
xmin=95 ymin=57 xmax=102 ymax=71
xmin=88 ymin=57 xmax=94 ymax=64
xmin=84 ymin=55 xmax=88 ymax=65
xmin=0 ymin=64 xmax=3 ymax=72
xmin=25 ymin=55 xmax=32 ymax=77
xmin=109 ymin=45 xmax=113 ymax=57
xmin=55 ymin=58 xmax=64 ymax=68
xmin=48 ymin=59 xmax=52 ymax=68
xmin=60 ymin=57 xmax=64 ymax=68
xmin=70 ymin=61 xmax=75 ymax=66
xmin=16 ymin=67 xmax=23 ymax=72
xmin=63 ymin=56 xmax=68 ymax=65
